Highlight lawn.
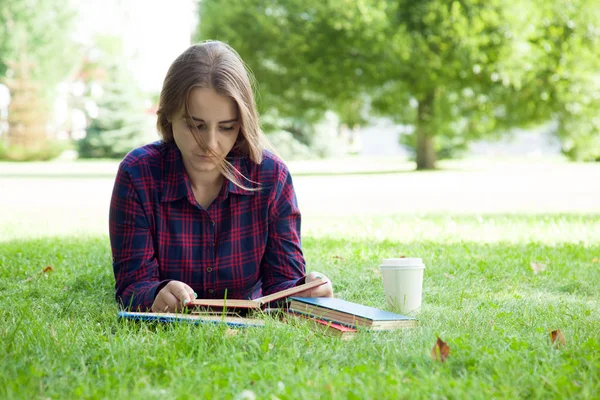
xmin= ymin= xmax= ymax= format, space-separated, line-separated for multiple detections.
xmin=1 ymin=159 xmax=599 ymax=399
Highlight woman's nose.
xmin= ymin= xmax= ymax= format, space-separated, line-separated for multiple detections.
xmin=205 ymin=128 xmax=218 ymax=150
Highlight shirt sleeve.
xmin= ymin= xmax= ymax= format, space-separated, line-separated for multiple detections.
xmin=109 ymin=163 xmax=167 ymax=310
xmin=260 ymin=165 xmax=306 ymax=295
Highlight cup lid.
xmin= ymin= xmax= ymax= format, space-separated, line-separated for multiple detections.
xmin=380 ymin=258 xmax=424 ymax=268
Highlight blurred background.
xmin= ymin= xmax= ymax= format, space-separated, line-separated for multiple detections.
xmin=0 ymin=0 xmax=599 ymax=240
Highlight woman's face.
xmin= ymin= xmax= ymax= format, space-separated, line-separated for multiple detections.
xmin=172 ymin=87 xmax=240 ymax=175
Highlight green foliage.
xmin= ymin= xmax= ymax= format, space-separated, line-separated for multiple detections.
xmin=526 ymin=0 xmax=600 ymax=161
xmin=1 ymin=50 xmax=68 ymax=161
xmin=77 ymin=55 xmax=151 ymax=159
xmin=0 ymin=0 xmax=80 ymax=99
xmin=266 ymin=130 xmax=315 ymax=160
xmin=197 ymin=0 xmax=386 ymax=148
xmin=0 ymin=0 xmax=80 ymax=160
xmin=0 ymin=139 xmax=69 ymax=161
xmin=559 ymin=119 xmax=600 ymax=161
xmin=197 ymin=0 xmax=600 ymax=167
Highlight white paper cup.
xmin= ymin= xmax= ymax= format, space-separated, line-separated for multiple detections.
xmin=380 ymin=258 xmax=425 ymax=314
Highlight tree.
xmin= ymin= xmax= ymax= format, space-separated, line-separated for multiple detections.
xmin=198 ymin=0 xmax=386 ymax=146
xmin=374 ymin=0 xmax=526 ymax=168
xmin=525 ymin=0 xmax=600 ymax=161
xmin=198 ymin=0 xmax=600 ymax=168
xmin=73 ymin=35 xmax=152 ymax=159
xmin=0 ymin=51 xmax=64 ymax=161
xmin=0 ymin=0 xmax=80 ymax=159
xmin=0 ymin=0 xmax=80 ymax=98
xmin=77 ymin=61 xmax=150 ymax=159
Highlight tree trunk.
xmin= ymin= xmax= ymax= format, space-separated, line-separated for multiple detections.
xmin=415 ymin=93 xmax=436 ymax=170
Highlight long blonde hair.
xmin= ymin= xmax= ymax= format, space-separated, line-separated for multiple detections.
xmin=156 ymin=41 xmax=266 ymax=190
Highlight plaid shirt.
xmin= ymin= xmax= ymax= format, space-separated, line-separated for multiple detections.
xmin=109 ymin=141 xmax=306 ymax=310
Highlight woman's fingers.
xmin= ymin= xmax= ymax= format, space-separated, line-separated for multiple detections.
xmin=310 ymin=281 xmax=334 ymax=297
xmin=186 ymin=285 xmax=197 ymax=300
xmin=296 ymin=271 xmax=334 ymax=298
xmin=151 ymin=290 xmax=178 ymax=312
xmin=152 ymin=280 xmax=195 ymax=312
xmin=310 ymin=283 xmax=334 ymax=298
xmin=167 ymin=281 xmax=194 ymax=302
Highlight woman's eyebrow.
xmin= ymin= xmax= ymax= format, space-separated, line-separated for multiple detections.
xmin=190 ymin=116 xmax=238 ymax=124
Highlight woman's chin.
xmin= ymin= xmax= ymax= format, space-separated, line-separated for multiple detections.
xmin=194 ymin=163 xmax=216 ymax=171
xmin=192 ymin=158 xmax=218 ymax=172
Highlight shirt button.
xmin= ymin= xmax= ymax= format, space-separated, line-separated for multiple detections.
xmin=206 ymin=267 xmax=213 ymax=272
xmin=208 ymin=289 xmax=214 ymax=294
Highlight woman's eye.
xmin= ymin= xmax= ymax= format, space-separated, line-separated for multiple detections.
xmin=186 ymin=124 xmax=234 ymax=132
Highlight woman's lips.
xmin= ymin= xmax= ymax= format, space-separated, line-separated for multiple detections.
xmin=195 ymin=154 xmax=214 ymax=161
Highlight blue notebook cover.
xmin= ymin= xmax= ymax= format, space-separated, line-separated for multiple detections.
xmin=288 ymin=297 xmax=415 ymax=321
xmin=118 ymin=311 xmax=265 ymax=328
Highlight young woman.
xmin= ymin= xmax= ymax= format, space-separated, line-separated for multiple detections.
xmin=109 ymin=41 xmax=333 ymax=312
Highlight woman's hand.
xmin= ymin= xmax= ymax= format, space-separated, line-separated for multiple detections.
xmin=151 ymin=280 xmax=196 ymax=313
xmin=295 ymin=271 xmax=334 ymax=298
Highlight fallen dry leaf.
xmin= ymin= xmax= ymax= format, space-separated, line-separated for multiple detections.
xmin=431 ymin=337 xmax=450 ymax=363
xmin=444 ymin=273 xmax=455 ymax=280
xmin=23 ymin=265 xmax=55 ymax=282
xmin=530 ymin=262 xmax=547 ymax=274
xmin=550 ymin=329 xmax=566 ymax=347
xmin=332 ymin=255 xmax=345 ymax=260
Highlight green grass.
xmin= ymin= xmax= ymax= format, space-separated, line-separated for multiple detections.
xmin=1 ymin=215 xmax=599 ymax=399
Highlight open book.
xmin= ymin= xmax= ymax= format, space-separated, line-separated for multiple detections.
xmin=186 ymin=278 xmax=327 ymax=311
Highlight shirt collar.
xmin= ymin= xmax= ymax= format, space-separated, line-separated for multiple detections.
xmin=224 ymin=154 xmax=256 ymax=197
xmin=160 ymin=143 xmax=190 ymax=203
xmin=160 ymin=144 xmax=255 ymax=203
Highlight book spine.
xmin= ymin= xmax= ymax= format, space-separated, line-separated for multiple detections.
xmin=287 ymin=309 xmax=362 ymax=329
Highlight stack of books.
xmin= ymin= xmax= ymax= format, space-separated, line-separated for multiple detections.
xmin=117 ymin=280 xmax=419 ymax=339
xmin=287 ymin=297 xmax=418 ymax=339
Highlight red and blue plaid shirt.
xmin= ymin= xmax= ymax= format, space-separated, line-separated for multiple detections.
xmin=109 ymin=141 xmax=306 ymax=310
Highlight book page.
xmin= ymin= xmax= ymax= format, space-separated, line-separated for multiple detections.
xmin=256 ymin=278 xmax=327 ymax=304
